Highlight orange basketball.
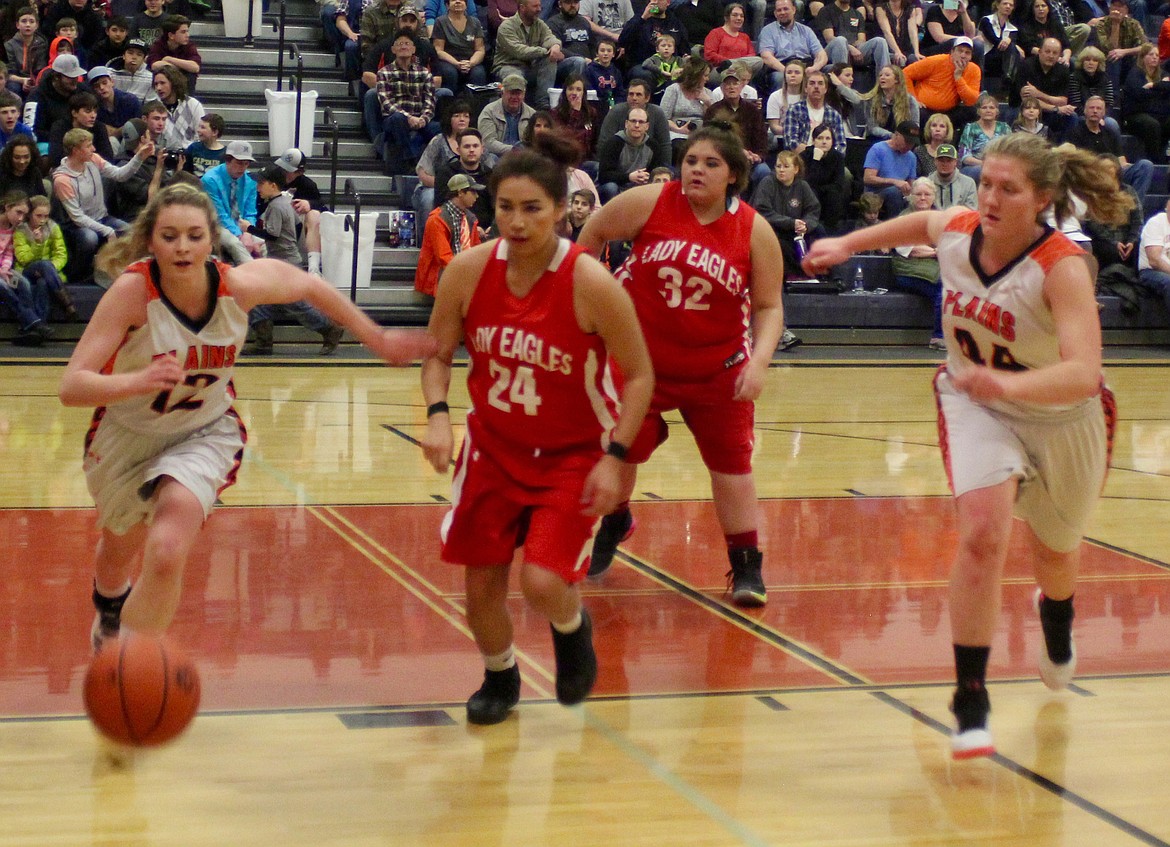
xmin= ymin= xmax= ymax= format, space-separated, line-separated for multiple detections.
xmin=83 ymin=634 xmax=201 ymax=747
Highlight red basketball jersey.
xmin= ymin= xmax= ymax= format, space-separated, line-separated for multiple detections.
xmin=463 ymin=238 xmax=619 ymax=487
xmin=615 ymin=182 xmax=757 ymax=381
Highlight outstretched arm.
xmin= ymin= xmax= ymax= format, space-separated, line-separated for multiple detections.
xmin=802 ymin=208 xmax=956 ymax=274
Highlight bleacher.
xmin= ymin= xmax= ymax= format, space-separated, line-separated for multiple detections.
xmin=2 ymin=0 xmax=1169 ymax=346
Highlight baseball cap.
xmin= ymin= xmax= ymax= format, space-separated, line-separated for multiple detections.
xmin=274 ymin=148 xmax=308 ymax=172
xmin=125 ymin=37 xmax=148 ymax=53
xmin=722 ymin=62 xmax=750 ymax=81
xmin=895 ymin=120 xmax=921 ymax=146
xmin=397 ymin=4 xmax=419 ymax=17
xmin=51 ymin=54 xmax=84 ymax=79
xmin=87 ymin=65 xmax=113 ymax=83
xmin=252 ymin=164 xmax=286 ymax=185
xmin=121 ymin=118 xmax=145 ymax=146
xmin=448 ymin=173 xmax=485 ymax=193
xmin=934 ymin=143 xmax=958 ymax=159
xmin=502 ymin=73 xmax=526 ymax=91
xmin=224 ymin=140 xmax=256 ymax=162
xmin=951 ymin=35 xmax=974 ymax=49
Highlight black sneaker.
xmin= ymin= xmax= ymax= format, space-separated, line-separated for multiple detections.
xmin=466 ymin=665 xmax=521 ymax=725
xmin=90 ymin=583 xmax=132 ymax=652
xmin=726 ymin=548 xmax=766 ymax=607
xmin=319 ymin=325 xmax=344 ymax=356
xmin=950 ymin=684 xmax=994 ymax=759
xmin=550 ymin=609 xmax=597 ymax=706
xmin=588 ymin=510 xmax=634 ymax=579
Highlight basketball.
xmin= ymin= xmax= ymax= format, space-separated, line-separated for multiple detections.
xmin=83 ymin=634 xmax=201 ymax=747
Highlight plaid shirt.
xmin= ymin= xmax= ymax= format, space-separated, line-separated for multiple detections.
xmin=375 ymin=60 xmax=436 ymax=121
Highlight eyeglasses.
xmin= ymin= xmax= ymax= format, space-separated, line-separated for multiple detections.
xmin=627 ymin=118 xmax=648 ymax=124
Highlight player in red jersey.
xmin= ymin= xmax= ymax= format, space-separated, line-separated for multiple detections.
xmin=576 ymin=125 xmax=786 ymax=608
xmin=421 ymin=132 xmax=654 ymax=725
xmin=59 ymin=184 xmax=436 ymax=651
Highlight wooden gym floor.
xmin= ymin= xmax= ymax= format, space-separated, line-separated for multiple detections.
xmin=1 ymin=351 xmax=1168 ymax=846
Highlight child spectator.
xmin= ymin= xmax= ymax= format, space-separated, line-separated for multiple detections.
xmin=89 ymin=65 xmax=141 ymax=152
xmin=47 ymin=91 xmax=116 ymax=166
xmin=0 ymin=189 xmax=51 ymax=344
xmin=183 ymin=112 xmax=224 ymax=177
xmin=243 ymin=165 xmax=345 ymax=355
xmin=0 ymin=135 xmax=46 ymax=197
xmin=147 ymin=15 xmax=201 ymax=92
xmin=1011 ymin=96 xmax=1050 ymax=138
xmin=640 ymin=32 xmax=681 ymax=102
xmin=13 ymin=193 xmax=73 ymax=321
xmin=53 ymin=21 xmax=84 ymax=66
xmin=846 ymin=191 xmax=888 ymax=250
xmin=5 ymin=7 xmax=49 ymax=98
xmin=584 ymin=38 xmax=624 ymax=117
xmin=112 ymin=39 xmax=153 ymax=101
xmin=36 ymin=35 xmax=75 ymax=86
xmin=649 ymin=165 xmax=671 ymax=183
xmin=0 ymin=91 xmax=35 ymax=147
xmin=89 ymin=16 xmax=132 ymax=68
xmin=566 ymin=186 xmax=593 ymax=239
xmin=750 ymin=149 xmax=821 ymax=280
xmin=135 ymin=0 xmax=168 ymax=48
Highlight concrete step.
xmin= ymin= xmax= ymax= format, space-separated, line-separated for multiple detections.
xmin=198 ymin=45 xmax=340 ymax=71
xmin=207 ymin=104 xmax=363 ymax=129
xmin=191 ymin=21 xmax=321 ymax=40
xmin=197 ymin=75 xmax=352 ymax=98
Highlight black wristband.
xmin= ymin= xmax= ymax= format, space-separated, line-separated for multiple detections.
xmin=427 ymin=401 xmax=450 ymax=418
xmin=605 ymin=440 xmax=629 ymax=461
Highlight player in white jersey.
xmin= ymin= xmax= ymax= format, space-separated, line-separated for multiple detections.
xmin=60 ymin=183 xmax=436 ymax=650
xmin=803 ymin=134 xmax=1132 ymax=760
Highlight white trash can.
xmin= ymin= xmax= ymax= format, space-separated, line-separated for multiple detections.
xmin=264 ymin=89 xmax=318 ymax=155
xmin=319 ymin=210 xmax=379 ymax=290
xmin=222 ymin=0 xmax=263 ymax=37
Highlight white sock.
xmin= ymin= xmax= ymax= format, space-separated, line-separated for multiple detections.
xmin=551 ymin=610 xmax=583 ymax=634
xmin=307 ymin=252 xmax=321 ymax=275
xmin=483 ymin=646 xmax=516 ymax=672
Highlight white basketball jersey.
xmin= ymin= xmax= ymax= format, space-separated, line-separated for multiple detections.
xmin=936 ymin=209 xmax=1097 ymax=418
xmin=100 ymin=259 xmax=249 ymax=436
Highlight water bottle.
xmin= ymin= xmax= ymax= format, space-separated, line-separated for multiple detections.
xmin=851 ymin=266 xmax=865 ymax=294
xmin=793 ymin=235 xmax=807 ymax=264
xmin=399 ymin=212 xmax=414 ymax=248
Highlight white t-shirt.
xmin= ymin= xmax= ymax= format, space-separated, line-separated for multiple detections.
xmin=765 ymin=89 xmax=803 ymax=121
xmin=710 ymin=84 xmax=759 ymax=104
xmin=1139 ymin=211 xmax=1170 ymax=272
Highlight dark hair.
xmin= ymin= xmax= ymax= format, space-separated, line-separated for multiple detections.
xmin=441 ymin=98 xmax=472 ymax=135
xmin=55 ymin=16 xmax=76 ymax=30
xmin=489 ymin=130 xmax=583 ymax=206
xmin=142 ymin=100 xmax=168 ymax=117
xmin=456 ymin=127 xmax=482 ymax=143
xmin=108 ymin=14 xmax=131 ymax=28
xmin=553 ymin=73 xmax=590 ymax=122
xmin=154 ymin=64 xmax=188 ymax=102
xmin=68 ymin=91 xmax=98 ymax=111
xmin=0 ymin=135 xmax=42 ymax=178
xmin=522 ymin=109 xmax=555 ymax=145
xmin=14 ymin=7 xmax=36 ymax=19
xmin=161 ymin=14 xmax=190 ymax=35
xmin=681 ymin=125 xmax=749 ymax=196
xmin=257 ymin=165 xmax=285 ymax=185
xmin=678 ymin=55 xmax=710 ymax=92
xmin=201 ymin=112 xmax=225 ymax=136
xmin=809 ymin=122 xmax=834 ymax=144
xmin=0 ymin=91 xmax=20 ymax=110
xmin=627 ymin=77 xmax=653 ymax=97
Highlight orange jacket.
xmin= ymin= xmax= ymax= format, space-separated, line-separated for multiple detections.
xmin=414 ymin=205 xmax=481 ymax=297
xmin=903 ymin=53 xmax=981 ymax=112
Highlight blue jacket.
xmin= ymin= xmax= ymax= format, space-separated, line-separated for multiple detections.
xmin=0 ymin=122 xmax=36 ymax=149
xmin=201 ymin=162 xmax=257 ymax=237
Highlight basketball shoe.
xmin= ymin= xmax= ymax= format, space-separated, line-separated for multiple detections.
xmin=90 ymin=583 xmax=132 ymax=652
xmin=551 ymin=609 xmax=597 ymax=706
xmin=727 ymin=548 xmax=767 ymax=607
xmin=1034 ymin=588 xmax=1077 ymax=691
xmin=587 ymin=510 xmax=635 ymax=579
xmin=950 ymin=684 xmax=995 ymax=760
xmin=466 ymin=665 xmax=522 ymax=725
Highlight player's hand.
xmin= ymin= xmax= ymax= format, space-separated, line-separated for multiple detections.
xmin=140 ymin=354 xmax=183 ymax=393
xmin=371 ymin=328 xmax=439 ymax=365
xmin=802 ymin=236 xmax=851 ymax=276
xmin=580 ymin=455 xmax=622 ymax=516
xmin=733 ymin=359 xmax=766 ymax=401
xmin=421 ymin=417 xmax=454 ymax=473
xmin=951 ymin=364 xmax=1007 ymax=403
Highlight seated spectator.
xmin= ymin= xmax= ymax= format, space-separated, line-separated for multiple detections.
xmin=414 ymin=99 xmax=472 ymax=223
xmin=1137 ymin=194 xmax=1170 ymax=314
xmin=0 ymin=189 xmax=51 ymax=344
xmin=704 ymin=4 xmax=763 ymax=81
xmin=1093 ymin=0 xmax=1145 ymax=85
xmin=415 ymin=171 xmax=482 ymax=296
xmin=578 ymin=0 xmax=632 ymax=46
xmin=783 ymin=69 xmax=848 ymax=155
xmin=595 ymin=77 xmax=671 ymax=169
xmin=29 ymin=53 xmax=85 ymax=144
xmin=957 ymin=92 xmax=1010 ymax=180
xmin=920 ymin=0 xmax=979 ymax=58
xmin=434 ymin=127 xmax=494 ymax=230
xmin=0 ymin=91 xmax=35 ymax=148
xmin=859 ymin=64 xmax=919 ymax=139
xmin=825 ymin=63 xmax=863 ymax=136
xmin=134 ymin=0 xmax=169 ymax=48
xmin=702 ymin=63 xmax=769 ymax=191
xmin=112 ymin=39 xmax=154 ymax=101
xmin=1121 ymin=43 xmax=1170 ymax=162
xmin=494 ymin=0 xmax=563 ymax=110
xmin=759 ymin=0 xmax=828 ymax=92
xmin=620 ymin=1 xmax=689 ymax=82
xmin=44 ymin=0 xmax=104 ymax=54
xmin=1084 ymin=155 xmax=1140 ymax=272
xmin=819 ymin=0 xmax=890 ymax=76
xmin=1011 ymin=36 xmax=1075 ymax=136
xmin=862 ymin=118 xmax=919 ymax=216
xmin=359 ymin=0 xmax=406 ymax=64
xmin=147 ymin=15 xmax=201 ymax=93
xmin=547 ymin=0 xmax=593 ymax=82
xmin=47 ymin=91 xmax=115 ymax=167
xmin=269 ymin=148 xmax=329 ymax=274
xmin=1017 ymin=0 xmax=1072 ymax=65
xmin=360 ymin=8 xmax=441 ymax=138
xmin=566 ymin=185 xmax=594 ymax=239
xmin=764 ymin=59 xmax=805 ymax=143
xmin=675 ymin=0 xmax=722 ymax=53
xmin=376 ymin=32 xmax=441 ymax=176
xmin=183 ymin=111 xmax=224 ymax=177
xmin=1067 ymin=47 xmax=1115 ymax=117
xmin=0 ymin=135 xmax=46 ymax=197
xmin=552 ymin=72 xmax=598 ymax=159
xmin=846 ymin=189 xmax=884 ymax=234
xmin=431 ymin=0 xmax=488 ymax=92
xmin=423 ymin=0 xmax=480 ymax=32
xmin=52 ymin=126 xmax=152 ymax=280
xmin=926 ymin=142 xmax=976 ymax=208
xmin=891 ymin=177 xmax=943 ymax=348
xmin=874 ymin=0 xmax=923 ymax=69
xmin=751 ymin=149 xmax=822 ymax=280
xmin=1066 ymin=93 xmax=1153 ymax=202
xmin=88 ymin=66 xmax=141 ymax=152
xmin=902 ymin=36 xmax=980 ymax=134
xmin=597 ymin=105 xmax=661 ymax=200
xmin=200 ymin=138 xmax=262 ymax=264
xmin=640 ymin=32 xmax=682 ymax=101
xmin=14 ymin=193 xmax=73 ymax=322
xmin=151 ymin=65 xmax=205 ymax=149
xmin=320 ymin=0 xmax=362 ymax=81
xmin=477 ymin=73 xmax=535 ymax=157
xmin=583 ymin=38 xmax=624 ymax=114
xmin=915 ymin=111 xmax=954 ymax=175
xmin=5 ymin=7 xmax=49 ymax=98
xmin=800 ymin=122 xmax=849 ymax=231
xmin=89 ymin=15 xmax=132 ymax=68
xmin=1011 ymin=95 xmax=1051 ymax=137
xmin=660 ymin=55 xmax=711 ymax=155
xmin=977 ymin=0 xmax=1023 ymax=98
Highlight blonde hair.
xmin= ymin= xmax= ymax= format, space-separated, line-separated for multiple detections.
xmin=1137 ymin=43 xmax=1160 ymax=84
xmin=1076 ymin=45 xmax=1105 ymax=68
xmin=97 ymin=183 xmax=221 ymax=279
xmin=983 ymin=134 xmax=1134 ymax=226
xmin=62 ymin=127 xmax=92 ymax=154
xmin=775 ymin=149 xmax=804 ymax=176
xmin=27 ymin=194 xmax=50 ymax=214
xmin=862 ymin=65 xmax=913 ymax=129
xmin=925 ymin=112 xmax=954 ymax=143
